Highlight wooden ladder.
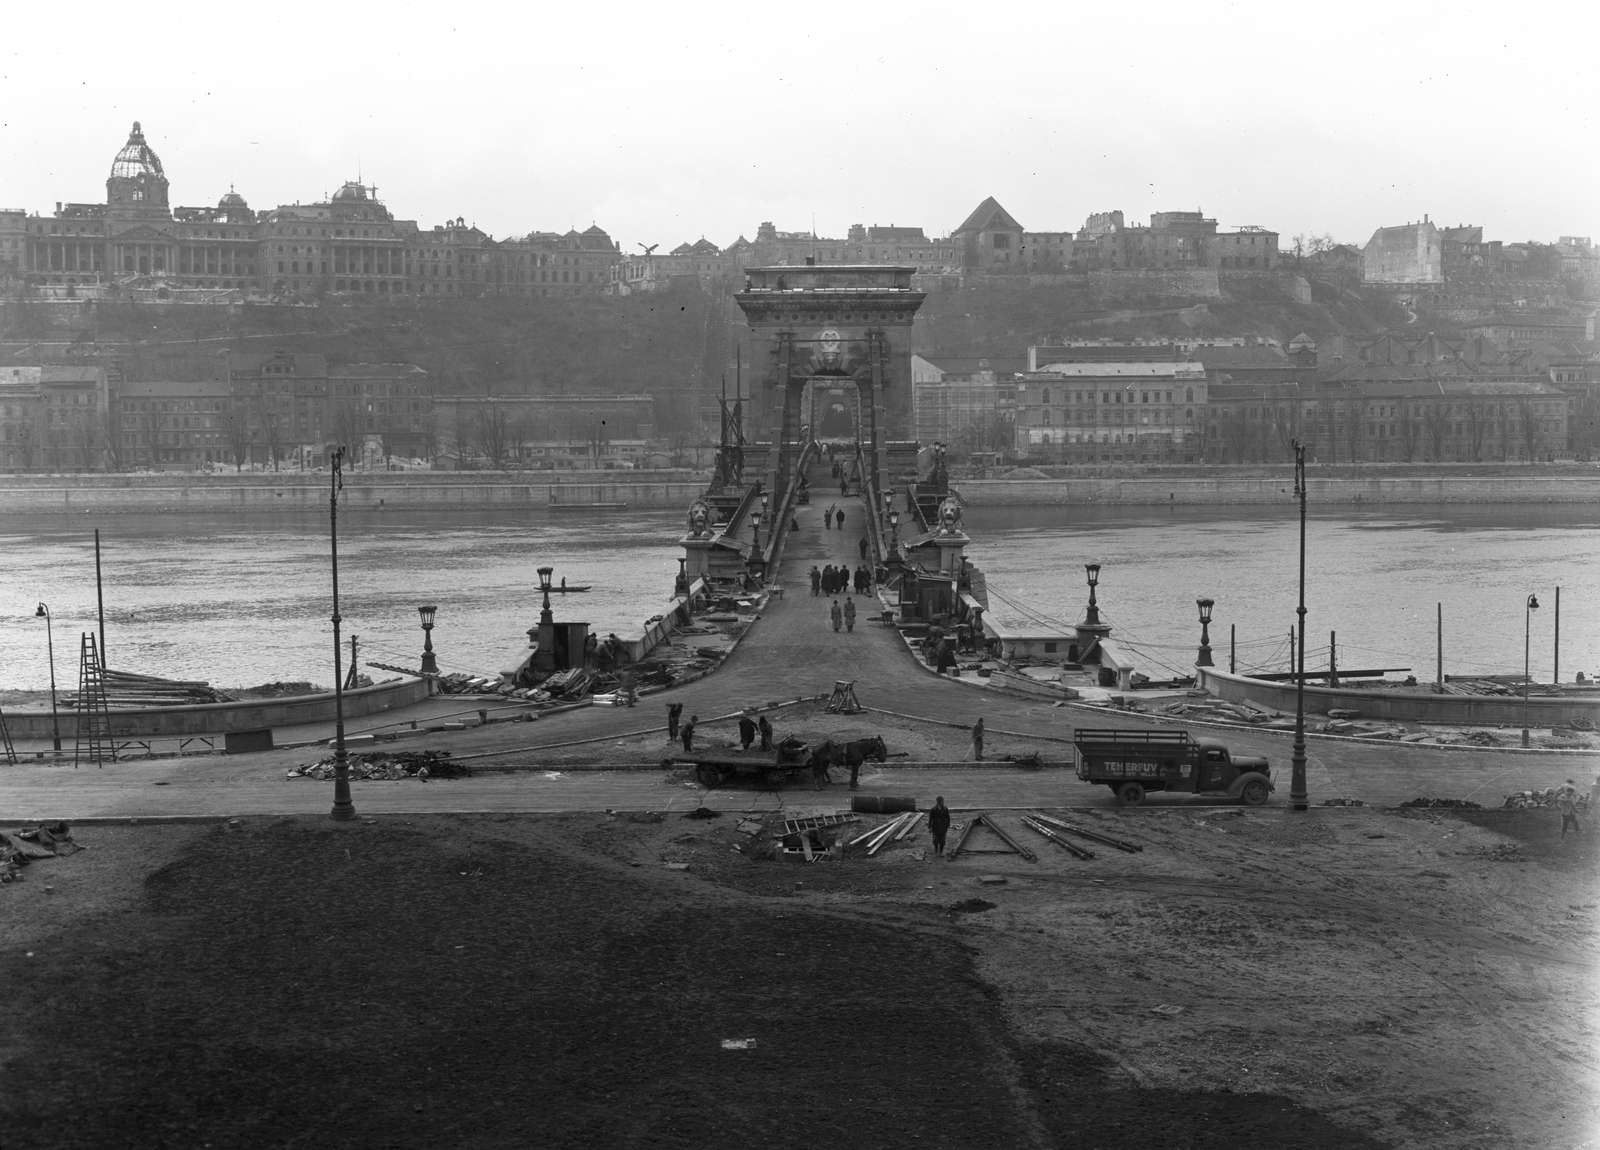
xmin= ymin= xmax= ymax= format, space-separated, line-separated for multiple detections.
xmin=74 ymin=633 xmax=116 ymax=768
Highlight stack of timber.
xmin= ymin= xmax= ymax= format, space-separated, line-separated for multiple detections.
xmin=64 ymin=669 xmax=234 ymax=709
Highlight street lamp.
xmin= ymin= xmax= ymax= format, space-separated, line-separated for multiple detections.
xmin=537 ymin=566 xmax=555 ymax=625
xmin=327 ymin=445 xmax=355 ymax=822
xmin=1289 ymin=440 xmax=1309 ymax=811
xmin=1084 ymin=564 xmax=1102 ymax=626
xmin=1524 ymin=593 xmax=1539 ymax=747
xmin=417 ymin=604 xmax=438 ymax=675
xmin=750 ymin=512 xmax=763 ymax=563
xmin=888 ymin=508 xmax=900 ymax=549
xmin=1196 ymin=598 xmax=1215 ymax=667
xmin=34 ymin=603 xmax=61 ymax=752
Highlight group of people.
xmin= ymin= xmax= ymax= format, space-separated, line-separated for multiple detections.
xmin=820 ymin=504 xmax=846 ymax=531
xmin=828 ymin=596 xmax=858 ymax=633
xmin=811 ymin=564 xmax=871 ymax=596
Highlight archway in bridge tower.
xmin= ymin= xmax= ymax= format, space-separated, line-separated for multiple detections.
xmin=808 ymin=377 xmax=861 ymax=441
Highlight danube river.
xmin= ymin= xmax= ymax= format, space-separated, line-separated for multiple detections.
xmin=1 ymin=504 xmax=1595 ymax=695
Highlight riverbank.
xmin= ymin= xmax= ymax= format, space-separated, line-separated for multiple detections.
xmin=0 ymin=469 xmax=710 ymax=513
xmin=959 ymin=472 xmax=1600 ymax=505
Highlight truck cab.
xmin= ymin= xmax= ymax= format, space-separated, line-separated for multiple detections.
xmin=1073 ymin=728 xmax=1274 ymax=807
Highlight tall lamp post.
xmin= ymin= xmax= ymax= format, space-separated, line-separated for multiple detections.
xmin=1084 ymin=563 xmax=1102 ymax=625
xmin=418 ymin=605 xmax=438 ymax=675
xmin=888 ymin=509 xmax=900 ymax=550
xmin=1196 ymin=598 xmax=1215 ymax=667
xmin=1523 ymin=593 xmax=1539 ymax=747
xmin=1289 ymin=440 xmax=1309 ymax=811
xmin=34 ymin=603 xmax=61 ymax=752
xmin=328 ymin=446 xmax=355 ymax=822
xmin=749 ymin=512 xmax=763 ymax=575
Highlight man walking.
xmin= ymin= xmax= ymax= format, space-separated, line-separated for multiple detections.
xmin=738 ymin=713 xmax=757 ymax=751
xmin=681 ymin=714 xmax=698 ymax=753
xmin=835 ymin=508 xmax=845 ymax=531
xmin=666 ymin=702 xmax=683 ymax=741
xmin=970 ymin=717 xmax=985 ymax=762
xmin=830 ymin=599 xmax=843 ymax=633
xmin=928 ymin=796 xmax=951 ymax=857
xmin=810 ymin=566 xmax=822 ymax=596
xmin=859 ymin=536 xmax=868 ymax=560
xmin=844 ymin=596 xmax=856 ymax=633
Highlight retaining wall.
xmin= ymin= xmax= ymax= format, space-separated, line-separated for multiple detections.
xmin=3 ymin=674 xmax=434 ymax=740
xmin=1196 ymin=665 xmax=1600 ymax=726
xmin=959 ymin=475 xmax=1600 ymax=506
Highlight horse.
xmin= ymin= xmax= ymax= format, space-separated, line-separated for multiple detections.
xmin=808 ymin=736 xmax=888 ymax=789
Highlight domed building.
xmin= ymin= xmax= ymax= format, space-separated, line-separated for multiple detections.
xmin=106 ymin=121 xmax=169 ymax=218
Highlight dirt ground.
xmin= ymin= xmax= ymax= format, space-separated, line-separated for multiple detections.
xmin=1 ymin=805 xmax=1594 ymax=1149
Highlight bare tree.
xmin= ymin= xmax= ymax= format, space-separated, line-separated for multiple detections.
xmin=1292 ymin=232 xmax=1337 ymax=259
xmin=474 ymin=406 xmax=513 ymax=469
xmin=1515 ymin=396 xmax=1544 ymax=462
xmin=1397 ymin=401 xmax=1422 ymax=462
xmin=1345 ymin=398 xmax=1365 ymax=463
xmin=254 ymin=394 xmax=284 ymax=471
xmin=101 ymin=400 xmax=124 ymax=473
xmin=222 ymin=405 xmax=253 ymax=470
xmin=1421 ymin=401 xmax=1451 ymax=461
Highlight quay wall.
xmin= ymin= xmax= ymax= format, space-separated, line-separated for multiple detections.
xmin=1196 ymin=666 xmax=1600 ymax=726
xmin=2 ymin=675 xmax=435 ymax=741
xmin=0 ymin=471 xmax=708 ymax=513
xmin=959 ymin=475 xmax=1600 ymax=506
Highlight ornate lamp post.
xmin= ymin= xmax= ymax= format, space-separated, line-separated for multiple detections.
xmin=418 ymin=604 xmax=438 ymax=675
xmin=538 ymin=566 xmax=554 ymax=624
xmin=327 ymin=446 xmax=355 ymax=822
xmin=888 ymin=508 xmax=900 ymax=550
xmin=1523 ymin=593 xmax=1539 ymax=747
xmin=749 ymin=512 xmax=763 ymax=575
xmin=1289 ymin=440 xmax=1309 ymax=811
xmin=34 ymin=603 xmax=61 ymax=751
xmin=532 ymin=565 xmax=557 ymax=671
xmin=1196 ymin=597 xmax=1215 ymax=667
xmin=1084 ymin=563 xmax=1102 ymax=625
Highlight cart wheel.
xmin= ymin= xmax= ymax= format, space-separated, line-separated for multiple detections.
xmin=697 ymin=764 xmax=722 ymax=788
xmin=765 ymin=770 xmax=786 ymax=791
xmin=1117 ymin=782 xmax=1146 ymax=807
xmin=1241 ymin=780 xmax=1269 ymax=806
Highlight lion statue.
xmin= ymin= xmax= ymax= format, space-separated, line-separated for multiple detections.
xmin=687 ymin=498 xmax=712 ymax=538
xmin=937 ymin=495 xmax=963 ymax=536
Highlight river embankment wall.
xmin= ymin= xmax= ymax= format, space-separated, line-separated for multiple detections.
xmin=2 ymin=674 xmax=435 ymax=740
xmin=959 ymin=475 xmax=1600 ymax=506
xmin=0 ymin=470 xmax=709 ymax=513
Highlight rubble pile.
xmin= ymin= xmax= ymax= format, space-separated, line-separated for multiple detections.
xmin=2 ymin=821 xmax=81 ymax=884
xmin=1400 ymin=797 xmax=1483 ymax=809
xmin=287 ymin=750 xmax=468 ymax=782
xmin=1502 ymin=789 xmax=1592 ymax=810
xmin=1467 ymin=842 xmax=1526 ymax=862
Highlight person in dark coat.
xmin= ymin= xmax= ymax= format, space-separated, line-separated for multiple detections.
xmin=835 ymin=508 xmax=845 ymax=530
xmin=830 ymin=599 xmax=843 ymax=632
xmin=666 ymin=702 xmax=683 ymax=740
xmin=844 ymin=596 xmax=857 ymax=632
xmin=937 ymin=641 xmax=958 ymax=675
xmin=738 ymin=714 xmax=757 ymax=750
xmin=928 ymin=796 xmax=951 ymax=856
xmin=681 ymin=715 xmax=698 ymax=753
xmin=810 ymin=566 xmax=822 ymax=596
xmin=758 ymin=715 xmax=773 ymax=752
xmin=970 ymin=717 xmax=985 ymax=762
xmin=859 ymin=536 xmax=868 ymax=560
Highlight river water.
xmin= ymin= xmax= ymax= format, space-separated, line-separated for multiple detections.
xmin=1 ymin=504 xmax=1595 ymax=694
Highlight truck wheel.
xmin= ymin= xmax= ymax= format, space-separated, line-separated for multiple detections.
xmin=1241 ymin=780 xmax=1269 ymax=806
xmin=696 ymin=764 xmax=722 ymax=788
xmin=1117 ymin=782 xmax=1146 ymax=807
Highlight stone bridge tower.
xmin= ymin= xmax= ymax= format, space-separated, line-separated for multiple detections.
xmin=733 ymin=264 xmax=925 ymax=502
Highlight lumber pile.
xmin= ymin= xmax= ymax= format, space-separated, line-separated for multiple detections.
xmin=65 ymin=669 xmax=235 ymax=708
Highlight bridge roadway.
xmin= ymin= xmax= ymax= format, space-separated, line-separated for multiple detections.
xmin=0 ymin=462 xmax=1591 ymax=821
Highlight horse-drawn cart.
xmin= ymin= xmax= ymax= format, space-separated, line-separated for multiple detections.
xmin=669 ymin=737 xmax=815 ymax=789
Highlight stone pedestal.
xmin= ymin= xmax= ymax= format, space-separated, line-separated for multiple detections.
xmin=934 ymin=532 xmax=969 ymax=576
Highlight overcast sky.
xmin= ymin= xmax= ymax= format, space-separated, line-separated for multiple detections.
xmin=3 ymin=0 xmax=1595 ymax=253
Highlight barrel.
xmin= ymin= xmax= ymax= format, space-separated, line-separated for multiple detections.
xmin=850 ymin=795 xmax=918 ymax=814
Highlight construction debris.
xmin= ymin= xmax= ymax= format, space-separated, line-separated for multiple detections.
xmin=1030 ymin=812 xmax=1143 ymax=853
xmin=287 ymin=749 xmax=466 ymax=781
xmin=1400 ymin=797 xmax=1483 ymax=809
xmin=2 ymin=822 xmax=81 ymax=884
xmin=1502 ymin=789 xmax=1593 ymax=810
xmin=1020 ymin=815 xmax=1095 ymax=860
xmin=949 ymin=814 xmax=1037 ymax=862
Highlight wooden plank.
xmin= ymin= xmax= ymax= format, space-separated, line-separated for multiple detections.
xmin=893 ymin=811 xmax=925 ymax=841
xmin=1020 ymin=816 xmax=1094 ymax=860
xmin=866 ymin=813 xmax=910 ymax=857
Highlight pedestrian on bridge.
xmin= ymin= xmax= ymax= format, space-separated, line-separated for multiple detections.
xmin=830 ymin=599 xmax=843 ymax=632
xmin=835 ymin=508 xmax=845 ymax=531
xmin=844 ymin=597 xmax=856 ymax=632
xmin=810 ymin=566 xmax=822 ymax=596
xmin=681 ymin=715 xmax=698 ymax=753
xmin=666 ymin=702 xmax=683 ymax=740
xmin=859 ymin=536 xmax=868 ymax=560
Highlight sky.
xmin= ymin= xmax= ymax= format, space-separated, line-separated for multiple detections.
xmin=2 ymin=0 xmax=1596 ymax=253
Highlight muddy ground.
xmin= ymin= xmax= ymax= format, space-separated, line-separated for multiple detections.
xmin=0 ymin=805 xmax=1594 ymax=1149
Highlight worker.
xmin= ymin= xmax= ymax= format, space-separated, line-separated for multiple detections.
xmin=681 ymin=715 xmax=698 ymax=753
xmin=835 ymin=508 xmax=845 ymax=531
xmin=758 ymin=715 xmax=773 ymax=752
xmin=810 ymin=566 xmax=822 ymax=596
xmin=937 ymin=641 xmax=958 ymax=675
xmin=970 ymin=717 xmax=985 ymax=762
xmin=928 ymin=796 xmax=951 ymax=856
xmin=666 ymin=702 xmax=683 ymax=740
xmin=738 ymin=714 xmax=757 ymax=750
xmin=844 ymin=596 xmax=856 ymax=633
xmin=1558 ymin=779 xmax=1583 ymax=838
xmin=858 ymin=536 xmax=868 ymax=560
xmin=830 ymin=599 xmax=843 ymax=633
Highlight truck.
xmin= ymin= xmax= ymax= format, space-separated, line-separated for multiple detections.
xmin=1072 ymin=728 xmax=1274 ymax=807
